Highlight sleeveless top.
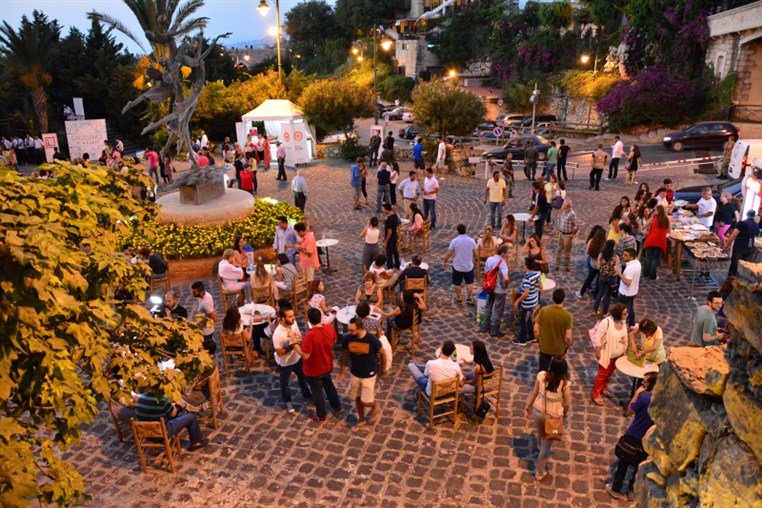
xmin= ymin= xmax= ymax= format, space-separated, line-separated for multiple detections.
xmin=365 ymin=227 xmax=381 ymax=244
xmin=599 ymin=256 xmax=617 ymax=277
xmin=357 ymin=284 xmax=379 ymax=304
xmin=532 ymin=371 xmax=569 ymax=419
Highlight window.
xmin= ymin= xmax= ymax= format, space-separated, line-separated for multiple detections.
xmin=401 ymin=42 xmax=409 ymax=51
xmin=715 ymin=55 xmax=725 ymax=79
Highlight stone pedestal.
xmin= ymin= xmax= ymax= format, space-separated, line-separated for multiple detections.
xmin=156 ymin=189 xmax=255 ymax=227
xmin=179 ymin=177 xmax=225 ymax=205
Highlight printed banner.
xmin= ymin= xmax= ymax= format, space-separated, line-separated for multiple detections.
xmin=65 ymin=119 xmax=107 ymax=161
xmin=42 ymin=133 xmax=58 ymax=163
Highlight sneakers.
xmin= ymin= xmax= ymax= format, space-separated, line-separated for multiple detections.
xmin=286 ymin=402 xmax=296 ymax=414
xmin=490 ymin=331 xmax=506 ymax=338
xmin=575 ymin=291 xmax=583 ymax=299
xmin=465 ymin=298 xmax=475 ymax=306
xmin=605 ymin=484 xmax=623 ymax=500
xmin=188 ymin=438 xmax=209 ymax=451
xmin=309 ymin=412 xmax=327 ymax=422
xmin=511 ymin=338 xmax=530 ymax=346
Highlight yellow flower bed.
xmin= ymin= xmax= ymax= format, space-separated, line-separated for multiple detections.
xmin=122 ymin=198 xmax=303 ymax=259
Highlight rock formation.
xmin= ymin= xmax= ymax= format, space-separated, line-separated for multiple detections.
xmin=634 ymin=260 xmax=762 ymax=506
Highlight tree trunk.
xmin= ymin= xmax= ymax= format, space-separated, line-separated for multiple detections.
xmin=30 ymin=87 xmax=48 ymax=134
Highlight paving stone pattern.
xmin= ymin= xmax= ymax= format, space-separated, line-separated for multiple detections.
xmin=69 ymin=161 xmax=720 ymax=507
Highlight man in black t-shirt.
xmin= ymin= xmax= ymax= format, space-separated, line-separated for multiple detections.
xmin=164 ymin=290 xmax=188 ymax=320
xmin=339 ymin=317 xmax=386 ymax=433
xmin=398 ymin=254 xmax=429 ymax=292
xmin=383 ymin=203 xmax=400 ymax=269
xmin=725 ymin=210 xmax=760 ymax=275
xmin=557 ymin=138 xmax=572 ymax=181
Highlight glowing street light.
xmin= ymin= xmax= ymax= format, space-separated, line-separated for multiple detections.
xmin=580 ymin=54 xmax=591 ymax=64
xmin=268 ymin=25 xmax=278 ymax=37
xmin=380 ymin=38 xmax=393 ymax=52
xmin=448 ymin=69 xmax=457 ymax=79
xmin=257 ymin=0 xmax=282 ymax=83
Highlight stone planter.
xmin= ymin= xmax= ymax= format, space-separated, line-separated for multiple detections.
xmin=168 ymin=247 xmax=277 ymax=283
xmin=179 ymin=177 xmax=225 ymax=205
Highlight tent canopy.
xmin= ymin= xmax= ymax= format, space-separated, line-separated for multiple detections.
xmin=241 ymin=99 xmax=305 ymax=122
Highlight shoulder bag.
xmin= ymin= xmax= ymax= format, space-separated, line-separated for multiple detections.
xmin=474 ymin=369 xmax=491 ymax=420
xmin=543 ymin=381 xmax=564 ymax=441
xmin=589 ymin=318 xmax=610 ymax=360
xmin=482 ymin=259 xmax=503 ymax=293
xmin=614 ymin=434 xmax=647 ymax=465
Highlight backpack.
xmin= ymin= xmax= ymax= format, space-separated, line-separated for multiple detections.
xmin=482 ymin=259 xmax=503 ymax=293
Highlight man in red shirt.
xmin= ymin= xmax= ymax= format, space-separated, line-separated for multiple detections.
xmin=292 ymin=222 xmax=320 ymax=282
xmin=145 ymin=147 xmax=159 ymax=184
xmin=296 ymin=308 xmax=342 ymax=422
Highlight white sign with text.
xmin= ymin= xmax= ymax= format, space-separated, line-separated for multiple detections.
xmin=64 ymin=119 xmax=107 ymax=161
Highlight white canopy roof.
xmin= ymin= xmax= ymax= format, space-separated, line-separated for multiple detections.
xmin=241 ymin=99 xmax=305 ymax=122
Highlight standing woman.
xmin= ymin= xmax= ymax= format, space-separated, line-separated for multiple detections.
xmin=524 ymin=358 xmax=571 ymax=482
xmin=360 ymin=217 xmax=382 ymax=270
xmin=625 ymin=145 xmax=641 ymax=186
xmin=607 ymin=205 xmax=625 ymax=243
xmin=593 ymin=240 xmax=620 ymax=318
xmin=620 ymin=196 xmax=631 ymax=217
xmin=262 ymin=137 xmax=271 ymax=171
xmin=248 ymin=158 xmax=259 ymax=193
xmin=642 ymin=204 xmax=670 ymax=280
xmin=576 ymin=226 xmax=607 ymax=298
xmin=360 ymin=158 xmax=370 ymax=206
xmin=715 ymin=192 xmax=740 ymax=248
xmin=590 ymin=304 xmax=629 ymax=405
xmin=389 ymin=162 xmax=399 ymax=206
xmin=163 ymin=154 xmax=174 ymax=183
xmin=256 ymin=135 xmax=266 ymax=166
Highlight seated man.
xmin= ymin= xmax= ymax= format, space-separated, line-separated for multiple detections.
xmin=398 ymin=254 xmax=429 ymax=292
xmin=274 ymin=253 xmax=299 ymax=301
xmin=369 ymin=254 xmax=400 ymax=289
xmin=135 ymin=392 xmax=209 ymax=451
xmin=139 ymin=247 xmax=168 ymax=278
xmin=407 ymin=340 xmax=464 ymax=394
xmin=163 ymin=290 xmax=188 ymax=320
xmin=218 ymin=249 xmax=251 ymax=302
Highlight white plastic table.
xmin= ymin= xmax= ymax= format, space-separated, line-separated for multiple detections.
xmin=434 ymin=343 xmax=474 ymax=365
xmin=402 ymin=261 xmax=429 ymax=270
xmin=615 ymin=356 xmax=660 ymax=411
xmin=541 ymin=278 xmax=556 ymax=291
xmin=238 ymin=303 xmax=276 ymax=326
xmin=336 ymin=305 xmax=357 ymax=326
xmin=316 ymin=238 xmax=339 ymax=272
xmin=513 ymin=213 xmax=537 ymax=242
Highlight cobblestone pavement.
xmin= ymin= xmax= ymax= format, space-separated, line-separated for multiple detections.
xmin=68 ymin=160 xmax=722 ymax=507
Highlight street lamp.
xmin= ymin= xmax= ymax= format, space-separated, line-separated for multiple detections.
xmin=359 ymin=27 xmax=393 ymax=126
xmin=257 ymin=0 xmax=282 ymax=83
xmin=529 ymin=82 xmax=540 ymax=134
xmin=580 ymin=53 xmax=599 ymax=76
xmin=448 ymin=69 xmax=457 ymax=79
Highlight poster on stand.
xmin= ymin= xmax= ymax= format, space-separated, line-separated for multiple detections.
xmin=235 ymin=122 xmax=247 ymax=152
xmin=42 ymin=133 xmax=58 ymax=162
xmin=65 ymin=119 xmax=107 ymax=161
xmin=281 ymin=122 xmax=310 ymax=165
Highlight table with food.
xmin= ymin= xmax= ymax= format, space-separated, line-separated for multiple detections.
xmin=666 ymin=210 xmax=722 ymax=281
xmin=237 ymin=303 xmax=276 ymax=326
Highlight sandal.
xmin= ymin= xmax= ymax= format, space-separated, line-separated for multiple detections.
xmin=591 ymin=396 xmax=604 ymax=406
xmin=601 ymin=390 xmax=612 ymax=398
xmin=534 ymin=472 xmax=548 ymax=482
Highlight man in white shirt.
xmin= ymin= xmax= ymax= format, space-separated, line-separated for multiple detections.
xmin=684 ymin=187 xmax=717 ymax=230
xmin=218 ymin=249 xmax=251 ymax=301
xmin=191 ymin=281 xmax=217 ymax=344
xmin=273 ymin=216 xmax=299 ymax=265
xmin=273 ymin=305 xmax=312 ymax=413
xmin=615 ymin=248 xmax=641 ymax=327
xmin=436 ymin=136 xmax=447 ymax=175
xmin=484 ymin=171 xmax=507 ymax=229
xmin=200 ymin=130 xmax=208 ymax=149
xmin=608 ymin=135 xmax=625 ymax=180
xmin=407 ymin=340 xmax=464 ymax=395
xmin=442 ymin=224 xmax=478 ymax=305
xmin=275 ymin=140 xmax=287 ymax=180
xmin=422 ymin=167 xmax=440 ymax=230
xmin=398 ymin=170 xmax=420 ymax=219
xmin=291 ymin=169 xmax=307 ymax=212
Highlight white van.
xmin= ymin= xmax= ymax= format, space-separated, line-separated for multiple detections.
xmin=728 ymin=139 xmax=762 ymax=179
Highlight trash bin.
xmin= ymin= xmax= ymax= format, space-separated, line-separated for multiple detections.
xmin=476 ymin=290 xmax=488 ymax=325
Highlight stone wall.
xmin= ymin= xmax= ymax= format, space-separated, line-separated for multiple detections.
xmin=635 ymin=260 xmax=762 ymax=507
xmin=395 ymin=38 xmax=441 ymax=78
xmin=547 ymin=95 xmax=601 ymax=126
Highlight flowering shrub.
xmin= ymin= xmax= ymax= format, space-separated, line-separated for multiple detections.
xmin=122 ymin=198 xmax=303 ymax=259
xmin=596 ymin=66 xmax=707 ymax=132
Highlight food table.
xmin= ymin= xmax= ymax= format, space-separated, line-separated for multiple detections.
xmin=615 ymin=356 xmax=660 ymax=413
xmin=434 ymin=343 xmax=474 ymax=365
xmin=666 ymin=216 xmax=718 ymax=281
xmin=335 ymin=305 xmax=383 ymax=326
xmin=513 ymin=213 xmax=536 ymax=242
xmin=316 ymin=238 xmax=339 ymax=273
xmin=246 ymin=263 xmax=275 ymax=276
xmin=683 ymin=243 xmax=729 ymax=295
xmin=238 ymin=303 xmax=276 ymax=326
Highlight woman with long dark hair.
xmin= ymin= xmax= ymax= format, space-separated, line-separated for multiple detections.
xmin=593 ymin=240 xmax=620 ymax=317
xmin=576 ymin=226 xmax=607 ymax=298
xmin=462 ymin=340 xmax=495 ymax=394
xmin=524 ymin=358 xmax=571 ymax=482
xmin=360 ymin=216 xmax=382 ymax=270
xmin=642 ymin=204 xmax=670 ymax=280
xmin=607 ymin=205 xmax=625 ymax=243
xmin=625 ymin=145 xmax=641 ymax=186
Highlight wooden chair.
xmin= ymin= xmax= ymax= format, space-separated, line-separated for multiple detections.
xmin=206 ymin=366 xmax=224 ymax=429
xmin=219 ymin=330 xmax=253 ymax=377
xmin=149 ymin=267 xmax=171 ymax=294
xmin=473 ymin=366 xmax=504 ymax=421
xmin=405 ymin=277 xmax=428 ymax=308
xmin=108 ymin=400 xmax=134 ymax=442
xmin=475 ymin=245 xmax=497 ymax=279
xmin=250 ymin=283 xmax=274 ymax=307
xmin=217 ymin=274 xmax=246 ymax=313
xmin=417 ymin=377 xmax=460 ymax=430
xmin=130 ymin=418 xmax=182 ymax=473
xmin=389 ymin=311 xmax=420 ymax=356
xmin=410 ymin=219 xmax=430 ymax=253
xmin=291 ymin=273 xmax=309 ymax=310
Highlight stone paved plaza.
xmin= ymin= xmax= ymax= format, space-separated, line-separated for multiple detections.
xmin=68 ymin=159 xmax=721 ymax=507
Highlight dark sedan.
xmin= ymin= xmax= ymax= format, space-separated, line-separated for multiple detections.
xmin=399 ymin=125 xmax=424 ymax=140
xmin=673 ymin=178 xmax=742 ymax=206
xmin=481 ymin=135 xmax=551 ymax=161
xmin=662 ymin=122 xmax=739 ymax=152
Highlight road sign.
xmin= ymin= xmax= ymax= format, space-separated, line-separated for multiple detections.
xmin=497 ymin=99 xmax=504 ymax=107
xmin=492 ymin=126 xmax=504 ymax=137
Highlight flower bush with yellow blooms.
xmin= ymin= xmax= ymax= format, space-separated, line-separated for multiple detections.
xmin=122 ymin=198 xmax=303 ymax=259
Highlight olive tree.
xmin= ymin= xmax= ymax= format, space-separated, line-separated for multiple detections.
xmin=299 ymin=77 xmax=374 ymax=140
xmin=410 ymin=80 xmax=486 ymax=137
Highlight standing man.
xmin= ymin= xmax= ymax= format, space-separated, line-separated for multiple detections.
xmin=443 ymin=224 xmax=478 ymax=305
xmin=422 ymin=167 xmax=439 ymax=230
xmin=718 ymin=136 xmax=736 ymax=179
xmin=690 ymin=291 xmax=725 ymax=347
xmin=590 ymin=143 xmax=608 ymax=191
xmin=608 ymin=135 xmax=624 ymax=180
xmin=191 ymin=281 xmax=217 ymax=352
xmin=479 ymin=245 xmax=510 ymax=337
xmin=33 ymin=135 xmax=44 ymax=164
xmin=292 ymin=222 xmax=319 ymax=282
xmin=398 ymin=170 xmax=420 ymax=219
xmin=524 ymin=140 xmax=538 ymax=180
xmin=273 ymin=216 xmax=299 ymax=266
xmin=291 ymin=169 xmax=307 ymax=212
xmin=339 ymin=317 xmax=386 ymax=432
xmin=369 ymin=130 xmax=381 ymax=167
xmin=512 ymin=258 xmax=543 ymax=346
xmin=382 ymin=203 xmax=400 ymax=269
xmin=376 ymin=162 xmax=391 ymax=213
xmin=273 ymin=305 xmax=312 ymax=413
xmin=436 ymin=135 xmax=446 ymax=175
xmin=545 ymin=140 xmax=558 ymax=180
xmin=144 ymin=146 xmax=159 ymax=185
xmin=534 ymin=288 xmax=573 ymax=372
xmin=413 ymin=137 xmax=425 ymax=171
xmin=296 ymin=308 xmax=343 ymax=422
xmin=232 ymin=152 xmax=245 ymax=188
xmin=684 ymin=187 xmax=717 ymax=231
xmin=556 ymin=199 xmax=579 ymax=272
xmin=557 ymin=138 xmax=571 ymax=181
xmin=275 ymin=140 xmax=287 ymax=181
xmin=351 ymin=157 xmax=365 ymax=210
xmin=615 ymin=248 xmax=641 ymax=327
xmin=484 ymin=170 xmax=507 ymax=229
xmin=725 ymin=210 xmax=760 ymax=275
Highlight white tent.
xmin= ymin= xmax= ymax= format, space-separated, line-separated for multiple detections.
xmin=240 ymin=99 xmax=316 ymax=164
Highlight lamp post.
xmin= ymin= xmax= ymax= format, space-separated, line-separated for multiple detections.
xmin=530 ymin=82 xmax=540 ymax=134
xmin=580 ymin=53 xmax=599 ymax=77
xmin=353 ymin=28 xmax=392 ymax=125
xmin=257 ymin=0 xmax=282 ymax=83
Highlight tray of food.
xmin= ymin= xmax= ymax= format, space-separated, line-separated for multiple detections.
xmin=673 ymin=199 xmax=688 ymax=208
xmin=669 ymin=231 xmax=695 ymax=242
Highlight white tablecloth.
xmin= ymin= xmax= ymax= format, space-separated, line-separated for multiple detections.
xmin=238 ymin=303 xmax=276 ymax=326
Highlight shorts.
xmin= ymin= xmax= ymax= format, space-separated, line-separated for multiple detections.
xmin=353 ymin=185 xmax=362 ymax=198
xmin=436 ymin=159 xmax=444 ymax=169
xmin=350 ymin=374 xmax=377 ymax=404
xmin=452 ymin=268 xmax=475 ymax=285
xmin=414 ymin=158 xmax=425 ymax=169
xmin=304 ymin=266 xmax=315 ymax=282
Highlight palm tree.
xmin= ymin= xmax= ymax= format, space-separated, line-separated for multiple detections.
xmin=0 ymin=11 xmax=61 ymax=134
xmin=88 ymin=0 xmax=208 ymax=62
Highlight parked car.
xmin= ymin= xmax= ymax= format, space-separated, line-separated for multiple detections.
xmin=476 ymin=122 xmax=497 ymax=132
xmin=385 ymin=107 xmax=407 ymax=120
xmin=399 ymin=125 xmax=425 ymax=140
xmin=520 ymin=114 xmax=557 ymax=127
xmin=402 ymin=111 xmax=414 ymax=123
xmin=662 ymin=121 xmax=739 ymax=152
xmin=673 ymin=178 xmax=743 ymax=206
xmin=728 ymin=139 xmax=762 ymax=179
xmin=499 ymin=114 xmax=527 ymax=127
xmin=481 ymin=134 xmax=551 ymax=161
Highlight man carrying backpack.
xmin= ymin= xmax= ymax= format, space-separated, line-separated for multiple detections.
xmin=479 ymin=245 xmax=510 ymax=337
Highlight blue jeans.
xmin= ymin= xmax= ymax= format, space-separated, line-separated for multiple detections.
xmin=642 ymin=247 xmax=662 ymax=280
xmin=423 ymin=198 xmax=437 ymax=228
xmin=165 ymin=413 xmax=204 ymax=445
xmin=306 ymin=372 xmax=341 ymax=418
xmin=544 ymin=163 xmax=555 ymax=180
xmin=407 ymin=363 xmax=428 ymax=391
xmin=278 ymin=359 xmax=312 ymax=403
xmin=480 ymin=291 xmax=506 ymax=334
xmin=593 ymin=274 xmax=616 ymax=314
xmin=489 ymin=202 xmax=503 ymax=229
xmin=518 ymin=306 xmax=536 ymax=342
xmin=535 ymin=211 xmax=548 ymax=239
xmin=376 ymin=184 xmax=390 ymax=212
xmin=618 ymin=293 xmax=636 ymax=327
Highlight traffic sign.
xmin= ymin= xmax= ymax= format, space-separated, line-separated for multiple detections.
xmin=497 ymin=99 xmax=504 ymax=107
xmin=492 ymin=126 xmax=504 ymax=137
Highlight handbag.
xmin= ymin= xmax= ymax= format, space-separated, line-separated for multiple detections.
xmin=551 ymin=196 xmax=563 ymax=209
xmin=589 ymin=318 xmax=610 ymax=360
xmin=614 ymin=434 xmax=646 ymax=464
xmin=542 ymin=381 xmax=564 ymax=441
xmin=475 ymin=399 xmax=491 ymax=419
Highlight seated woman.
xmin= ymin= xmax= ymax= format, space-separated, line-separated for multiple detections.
xmin=521 ymin=234 xmax=548 ymax=273
xmin=380 ymin=290 xmax=426 ymax=337
xmin=221 ymin=306 xmax=260 ymax=357
xmin=356 ymin=272 xmax=383 ymax=307
xmin=308 ymin=279 xmax=337 ymax=324
xmin=403 ymin=203 xmax=425 ymax=246
xmin=218 ymin=249 xmax=250 ymax=302
xmin=232 ymin=236 xmax=251 ymax=272
xmin=477 ymin=226 xmax=498 ymax=251
xmin=461 ymin=340 xmax=495 ymax=395
xmin=628 ymin=318 xmax=666 ymax=365
xmin=250 ymin=260 xmax=275 ymax=303
xmin=499 ymin=215 xmax=518 ymax=248
xmin=274 ymin=253 xmax=298 ymax=301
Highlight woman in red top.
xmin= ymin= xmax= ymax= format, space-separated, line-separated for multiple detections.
xmin=642 ymin=204 xmax=670 ymax=280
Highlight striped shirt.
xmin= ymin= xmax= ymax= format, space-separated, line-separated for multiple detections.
xmin=520 ymin=271 xmax=542 ymax=310
xmin=558 ymin=209 xmax=579 ymax=234
xmin=135 ymin=393 xmax=174 ymax=421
